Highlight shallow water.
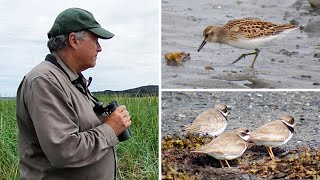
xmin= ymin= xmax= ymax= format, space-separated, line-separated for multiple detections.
xmin=162 ymin=0 xmax=320 ymax=89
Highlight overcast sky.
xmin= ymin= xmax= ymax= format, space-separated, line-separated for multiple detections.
xmin=0 ymin=0 xmax=159 ymax=97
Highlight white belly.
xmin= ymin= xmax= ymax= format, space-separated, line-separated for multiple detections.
xmin=255 ymin=132 xmax=293 ymax=147
xmin=225 ymin=35 xmax=279 ymax=50
xmin=209 ymin=145 xmax=247 ymax=160
xmin=208 ymin=122 xmax=227 ymax=136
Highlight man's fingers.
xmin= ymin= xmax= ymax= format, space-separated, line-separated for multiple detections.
xmin=126 ymin=119 xmax=132 ymax=127
xmin=122 ymin=111 xmax=130 ymax=119
xmin=115 ymin=105 xmax=126 ymax=112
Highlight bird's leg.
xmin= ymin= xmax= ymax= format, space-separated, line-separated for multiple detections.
xmin=266 ymin=147 xmax=274 ymax=159
xmin=219 ymin=160 xmax=225 ymax=168
xmin=231 ymin=48 xmax=260 ymax=68
xmin=249 ymin=49 xmax=260 ymax=68
xmin=269 ymin=147 xmax=275 ymax=159
xmin=231 ymin=51 xmax=257 ymax=64
xmin=266 ymin=147 xmax=272 ymax=157
xmin=225 ymin=160 xmax=231 ymax=168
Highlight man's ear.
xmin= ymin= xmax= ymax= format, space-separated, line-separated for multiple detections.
xmin=68 ymin=32 xmax=78 ymax=49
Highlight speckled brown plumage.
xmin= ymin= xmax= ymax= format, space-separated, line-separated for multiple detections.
xmin=198 ymin=18 xmax=298 ymax=68
xmin=223 ymin=18 xmax=298 ymax=39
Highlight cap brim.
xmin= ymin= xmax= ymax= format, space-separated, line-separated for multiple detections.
xmin=88 ymin=27 xmax=114 ymax=39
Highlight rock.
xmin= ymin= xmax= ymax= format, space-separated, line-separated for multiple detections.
xmin=308 ymin=0 xmax=320 ymax=9
xmin=304 ymin=20 xmax=320 ymax=33
xmin=289 ymin=19 xmax=300 ymax=26
xmin=301 ymin=75 xmax=312 ymax=79
xmin=205 ymin=65 xmax=214 ymax=70
xmin=313 ymin=53 xmax=320 ymax=58
xmin=277 ymin=49 xmax=299 ymax=57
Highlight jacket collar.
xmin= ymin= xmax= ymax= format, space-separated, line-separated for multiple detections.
xmin=51 ymin=52 xmax=81 ymax=82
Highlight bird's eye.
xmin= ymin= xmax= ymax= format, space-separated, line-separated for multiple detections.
xmin=205 ymin=34 xmax=208 ymax=38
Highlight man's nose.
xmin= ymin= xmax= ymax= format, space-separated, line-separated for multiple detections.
xmin=97 ymin=42 xmax=102 ymax=52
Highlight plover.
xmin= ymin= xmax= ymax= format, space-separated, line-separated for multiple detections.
xmin=250 ymin=115 xmax=295 ymax=159
xmin=183 ymin=104 xmax=228 ymax=136
xmin=198 ymin=18 xmax=298 ymax=68
xmin=191 ymin=128 xmax=250 ymax=168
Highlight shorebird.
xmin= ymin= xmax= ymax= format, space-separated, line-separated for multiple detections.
xmin=183 ymin=104 xmax=228 ymax=136
xmin=308 ymin=0 xmax=320 ymax=9
xmin=191 ymin=128 xmax=250 ymax=168
xmin=250 ymin=115 xmax=295 ymax=159
xmin=198 ymin=18 xmax=298 ymax=68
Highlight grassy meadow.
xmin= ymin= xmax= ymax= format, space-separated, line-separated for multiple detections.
xmin=0 ymin=95 xmax=159 ymax=179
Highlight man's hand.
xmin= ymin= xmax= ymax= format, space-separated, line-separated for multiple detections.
xmin=104 ymin=105 xmax=131 ymax=136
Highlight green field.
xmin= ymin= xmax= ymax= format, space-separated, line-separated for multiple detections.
xmin=0 ymin=95 xmax=159 ymax=179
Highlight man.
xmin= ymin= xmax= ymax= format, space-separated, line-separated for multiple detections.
xmin=16 ymin=8 xmax=131 ymax=180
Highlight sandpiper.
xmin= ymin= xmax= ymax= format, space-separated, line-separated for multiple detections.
xmin=198 ymin=18 xmax=298 ymax=68
xmin=191 ymin=128 xmax=250 ymax=168
xmin=250 ymin=115 xmax=295 ymax=159
xmin=183 ymin=104 xmax=228 ymax=136
xmin=308 ymin=0 xmax=320 ymax=9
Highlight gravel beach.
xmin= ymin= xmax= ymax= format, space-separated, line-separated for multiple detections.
xmin=161 ymin=91 xmax=320 ymax=149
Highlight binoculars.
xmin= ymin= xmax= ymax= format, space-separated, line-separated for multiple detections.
xmin=94 ymin=101 xmax=131 ymax=142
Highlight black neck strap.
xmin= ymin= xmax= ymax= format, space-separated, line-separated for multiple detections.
xmin=45 ymin=54 xmax=71 ymax=81
xmin=45 ymin=54 xmax=101 ymax=104
xmin=281 ymin=121 xmax=294 ymax=133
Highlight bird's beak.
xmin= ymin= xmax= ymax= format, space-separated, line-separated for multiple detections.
xmin=198 ymin=39 xmax=206 ymax=52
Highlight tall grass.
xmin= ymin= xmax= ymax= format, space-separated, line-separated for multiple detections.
xmin=98 ymin=95 xmax=159 ymax=179
xmin=0 ymin=95 xmax=158 ymax=179
xmin=0 ymin=100 xmax=19 ymax=180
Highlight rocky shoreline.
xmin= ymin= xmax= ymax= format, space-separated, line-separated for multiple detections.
xmin=161 ymin=91 xmax=320 ymax=179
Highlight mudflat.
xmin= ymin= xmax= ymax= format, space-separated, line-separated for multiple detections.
xmin=162 ymin=0 xmax=320 ymax=89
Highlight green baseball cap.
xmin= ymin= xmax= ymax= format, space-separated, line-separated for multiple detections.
xmin=48 ymin=8 xmax=114 ymax=39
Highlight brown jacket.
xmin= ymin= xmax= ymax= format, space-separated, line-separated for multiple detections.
xmin=16 ymin=53 xmax=118 ymax=180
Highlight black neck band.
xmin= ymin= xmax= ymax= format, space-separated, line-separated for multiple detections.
xmin=45 ymin=54 xmax=101 ymax=104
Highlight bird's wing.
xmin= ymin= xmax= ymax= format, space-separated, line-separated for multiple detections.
xmin=251 ymin=120 xmax=290 ymax=142
xmin=224 ymin=18 xmax=295 ymax=39
xmin=184 ymin=108 xmax=226 ymax=133
xmin=193 ymin=108 xmax=226 ymax=125
xmin=193 ymin=132 xmax=246 ymax=154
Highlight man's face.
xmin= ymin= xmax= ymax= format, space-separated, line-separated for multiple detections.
xmin=75 ymin=31 xmax=102 ymax=71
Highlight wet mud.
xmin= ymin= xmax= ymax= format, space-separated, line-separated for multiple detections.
xmin=162 ymin=0 xmax=320 ymax=89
